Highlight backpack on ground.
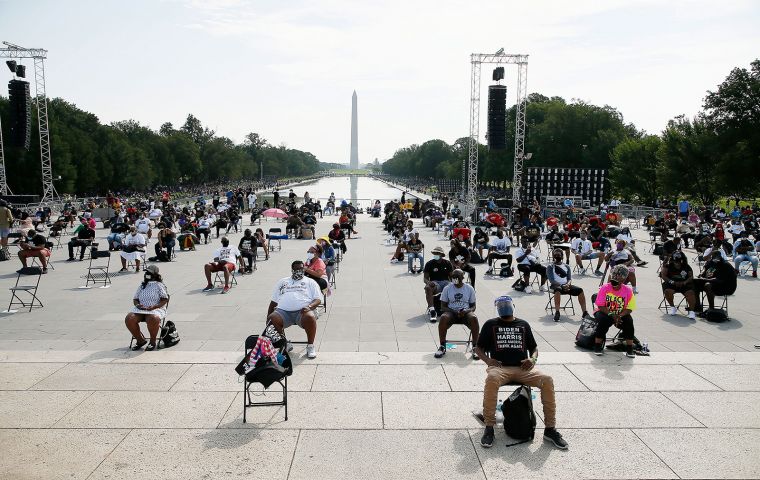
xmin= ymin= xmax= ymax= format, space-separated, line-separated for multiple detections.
xmin=575 ymin=315 xmax=598 ymax=349
xmin=160 ymin=320 xmax=180 ymax=348
xmin=499 ymin=264 xmax=514 ymax=278
xmin=0 ymin=248 xmax=8 ymax=261
xmin=705 ymin=308 xmax=729 ymax=323
xmin=502 ymin=385 xmax=536 ymax=446
xmin=511 ymin=278 xmax=526 ymax=292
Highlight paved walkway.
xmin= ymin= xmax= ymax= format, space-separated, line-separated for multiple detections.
xmin=0 ymin=214 xmax=758 ymax=479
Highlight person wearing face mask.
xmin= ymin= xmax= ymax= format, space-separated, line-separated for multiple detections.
xmin=202 ymin=237 xmax=240 ymax=294
xmin=434 ymin=269 xmax=479 ymax=359
xmin=135 ymin=213 xmax=152 ymax=239
xmin=238 ymin=229 xmax=257 ymax=273
xmin=328 ymin=223 xmax=347 ymax=254
xmin=486 ymin=229 xmax=512 ymax=275
xmin=423 ymin=246 xmax=454 ymax=322
xmin=660 ymin=251 xmax=697 ymax=319
xmin=514 ymin=237 xmax=547 ymax=294
xmin=593 ymin=265 xmax=637 ymax=358
xmin=304 ymin=244 xmax=328 ymax=291
xmin=125 ymin=265 xmax=170 ymax=351
xmin=391 ymin=221 xmax=418 ymax=263
xmin=119 ymin=226 xmax=147 ymax=272
xmin=448 ymin=237 xmax=476 ymax=288
xmin=268 ymin=260 xmax=322 ymax=359
xmin=475 ymin=296 xmax=567 ymax=450
xmin=547 ymin=250 xmax=592 ymax=322
xmin=601 ymin=239 xmax=638 ymax=294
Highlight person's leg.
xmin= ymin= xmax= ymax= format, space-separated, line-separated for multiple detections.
xmin=38 ymin=251 xmax=48 ymax=270
xmin=438 ymin=313 xmax=452 ymax=345
xmin=155 ymin=242 xmax=161 ymax=256
xmin=267 ymin=310 xmax=285 ymax=334
xmin=466 ymin=265 xmax=476 ymax=288
xmin=537 ymin=264 xmax=547 ymax=286
xmin=17 ymin=250 xmax=28 ymax=267
xmin=482 ymin=366 xmax=512 ymax=427
xmin=684 ymin=290 xmax=697 ymax=311
xmin=424 ymin=282 xmax=436 ymax=308
xmin=593 ymin=311 xmax=614 ymax=348
xmin=734 ymin=255 xmax=744 ymax=272
xmin=620 ymin=314 xmax=635 ymax=347
xmin=407 ymin=253 xmax=413 ymax=272
xmin=554 ymin=290 xmax=561 ymax=310
xmin=125 ymin=313 xmax=145 ymax=343
xmin=467 ymin=313 xmax=479 ymax=346
xmin=664 ymin=288 xmax=676 ymax=307
xmin=704 ymin=283 xmax=716 ymax=310
xmin=67 ymin=241 xmax=75 ymax=259
xmin=223 ymin=265 xmax=231 ymax=287
xmin=204 ymin=264 xmax=213 ymax=287
xmin=146 ymin=315 xmax=161 ymax=346
xmin=300 ymin=312 xmax=317 ymax=344
xmin=751 ymin=255 xmax=759 ymax=273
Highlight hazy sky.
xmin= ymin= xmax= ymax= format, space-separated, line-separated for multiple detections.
xmin=1 ymin=0 xmax=757 ymax=164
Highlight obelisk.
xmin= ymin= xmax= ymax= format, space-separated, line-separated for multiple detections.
xmin=350 ymin=90 xmax=358 ymax=169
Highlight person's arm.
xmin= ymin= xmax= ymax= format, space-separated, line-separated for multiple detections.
xmin=521 ymin=347 xmax=539 ymax=370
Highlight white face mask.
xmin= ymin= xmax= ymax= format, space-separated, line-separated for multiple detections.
xmin=432 ymin=255 xmax=441 ymax=260
xmin=306 ymin=252 xmax=314 ymax=261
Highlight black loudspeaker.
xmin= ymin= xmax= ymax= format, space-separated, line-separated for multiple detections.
xmin=487 ymin=85 xmax=507 ymax=150
xmin=492 ymin=67 xmax=504 ymax=81
xmin=8 ymin=79 xmax=31 ymax=150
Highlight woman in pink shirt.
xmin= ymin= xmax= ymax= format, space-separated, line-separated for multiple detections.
xmin=593 ymin=265 xmax=636 ymax=358
xmin=305 ymin=244 xmax=328 ymax=292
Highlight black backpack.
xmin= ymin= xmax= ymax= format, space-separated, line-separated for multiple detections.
xmin=705 ymin=309 xmax=729 ymax=323
xmin=160 ymin=320 xmax=180 ymax=347
xmin=499 ymin=264 xmax=514 ymax=278
xmin=575 ymin=315 xmax=598 ymax=349
xmin=502 ymin=385 xmax=536 ymax=446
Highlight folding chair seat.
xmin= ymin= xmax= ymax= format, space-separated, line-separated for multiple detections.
xmin=544 ymin=289 xmax=576 ymax=316
xmin=573 ymin=258 xmax=593 ymax=275
xmin=738 ymin=260 xmax=753 ymax=276
xmin=128 ymin=299 xmax=171 ymax=350
xmin=658 ymin=294 xmax=687 ymax=313
xmin=3 ymin=267 xmax=44 ymax=313
xmin=700 ymin=291 xmax=729 ymax=315
xmin=242 ymin=334 xmax=291 ymax=423
xmin=213 ymin=269 xmax=238 ymax=288
xmin=84 ymin=247 xmax=112 ymax=288
xmin=267 ymin=228 xmax=283 ymax=252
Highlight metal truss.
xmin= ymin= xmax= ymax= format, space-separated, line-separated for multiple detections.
xmin=0 ymin=42 xmax=57 ymax=202
xmin=464 ymin=52 xmax=528 ymax=216
xmin=0 ymin=114 xmax=10 ymax=195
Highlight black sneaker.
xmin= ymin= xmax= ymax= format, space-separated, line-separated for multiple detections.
xmin=553 ymin=311 xmax=560 ymax=322
xmin=626 ymin=345 xmax=635 ymax=358
xmin=581 ymin=311 xmax=592 ymax=320
xmin=543 ymin=428 xmax=568 ymax=450
xmin=480 ymin=426 xmax=494 ymax=448
xmin=434 ymin=345 xmax=446 ymax=358
xmin=594 ymin=343 xmax=604 ymax=356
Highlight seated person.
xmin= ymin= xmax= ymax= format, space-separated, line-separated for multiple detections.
xmin=546 ymin=249 xmax=591 ymax=322
xmin=573 ymin=231 xmax=604 ymax=274
xmin=67 ymin=220 xmax=96 ymax=261
xmin=406 ymin=233 xmax=424 ymax=273
xmin=593 ymin=265 xmax=637 ymax=358
xmin=392 ymin=221 xmax=418 ymax=262
xmin=119 ymin=227 xmax=147 ymax=272
xmin=440 ymin=213 xmax=455 ymax=236
xmin=514 ymin=237 xmax=547 ymax=294
xmin=727 ymin=219 xmax=745 ymax=242
xmin=328 ymin=223 xmax=347 ymax=254
xmin=202 ymin=237 xmax=240 ymax=294
xmin=339 ymin=211 xmax=358 ymax=236
xmin=472 ymin=227 xmax=490 ymax=260
xmin=601 ymin=239 xmax=638 ymax=294
xmin=304 ymin=244 xmax=328 ymax=291
xmin=254 ymin=228 xmax=270 ymax=260
xmin=732 ymin=233 xmax=758 ymax=277
xmin=474 ymin=295 xmax=567 ymax=450
xmin=124 ymin=265 xmax=169 ymax=351
xmin=693 ymin=250 xmax=737 ymax=312
xmin=485 ymin=229 xmax=512 ymax=275
xmin=317 ymin=237 xmax=336 ymax=282
xmin=135 ymin=214 xmax=152 ymax=239
xmin=267 ymin=261 xmax=322 ymax=359
xmin=660 ymin=234 xmax=682 ymax=262
xmin=18 ymin=229 xmax=51 ymax=273
xmin=434 ymin=269 xmax=479 ymax=359
xmin=238 ymin=229 xmax=257 ymax=273
xmin=676 ymin=221 xmax=695 ymax=248
xmin=448 ymin=237 xmax=476 ymax=288
xmin=155 ymin=223 xmax=176 ymax=260
xmin=660 ymin=251 xmax=697 ymax=319
xmin=423 ymin=246 xmax=453 ymax=322
xmin=196 ymin=215 xmax=212 ymax=244
xmin=545 ymin=225 xmax=569 ymax=262
xmin=616 ymin=227 xmax=647 ymax=266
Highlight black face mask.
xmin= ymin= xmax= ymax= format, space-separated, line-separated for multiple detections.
xmin=610 ymin=280 xmax=620 ymax=287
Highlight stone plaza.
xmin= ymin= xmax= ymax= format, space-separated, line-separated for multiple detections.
xmin=0 ymin=213 xmax=759 ymax=479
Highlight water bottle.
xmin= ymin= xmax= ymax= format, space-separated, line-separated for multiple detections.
xmin=531 ymin=390 xmax=536 ymax=401
xmin=642 ymin=340 xmax=649 ymax=353
xmin=495 ymin=400 xmax=504 ymax=423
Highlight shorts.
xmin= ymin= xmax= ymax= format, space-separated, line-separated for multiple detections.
xmin=275 ymin=308 xmax=306 ymax=328
xmin=209 ymin=262 xmax=235 ymax=273
xmin=552 ymin=285 xmax=583 ymax=296
xmin=662 ymin=282 xmax=694 ymax=294
xmin=0 ymin=228 xmax=9 ymax=238
xmin=442 ymin=310 xmax=472 ymax=324
xmin=431 ymin=280 xmax=450 ymax=293
xmin=581 ymin=252 xmax=600 ymax=260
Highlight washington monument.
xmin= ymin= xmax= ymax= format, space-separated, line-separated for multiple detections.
xmin=350 ymin=90 xmax=358 ymax=169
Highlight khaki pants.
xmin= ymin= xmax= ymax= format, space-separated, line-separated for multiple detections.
xmin=482 ymin=365 xmax=556 ymax=428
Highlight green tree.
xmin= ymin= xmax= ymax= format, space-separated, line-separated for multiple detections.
xmin=609 ymin=135 xmax=662 ymax=204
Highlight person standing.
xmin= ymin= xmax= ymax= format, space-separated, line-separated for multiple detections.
xmin=0 ymin=200 xmax=15 ymax=258
xmin=474 ymin=296 xmax=567 ymax=450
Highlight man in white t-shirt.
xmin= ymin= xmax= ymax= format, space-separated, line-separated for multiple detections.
xmin=514 ymin=237 xmax=547 ymax=294
xmin=247 ymin=192 xmax=257 ymax=211
xmin=135 ymin=214 xmax=152 ymax=239
xmin=267 ymin=260 xmax=322 ymax=359
xmin=148 ymin=207 xmax=162 ymax=221
xmin=486 ymin=229 xmax=512 ymax=274
xmin=573 ymin=231 xmax=603 ymax=274
xmin=202 ymin=237 xmax=240 ymax=294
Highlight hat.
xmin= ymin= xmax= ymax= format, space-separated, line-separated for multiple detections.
xmin=494 ymin=295 xmax=514 ymax=317
xmin=318 ymin=236 xmax=330 ymax=243
xmin=431 ymin=246 xmax=445 ymax=255
xmin=145 ymin=265 xmax=160 ymax=275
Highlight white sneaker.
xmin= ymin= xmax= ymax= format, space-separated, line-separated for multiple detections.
xmin=306 ymin=344 xmax=317 ymax=359
xmin=286 ymin=341 xmax=294 ymax=352
xmin=390 ymin=258 xmax=398 ymax=264
xmin=540 ymin=284 xmax=548 ymax=292
xmin=428 ymin=307 xmax=438 ymax=322
xmin=688 ymin=311 xmax=696 ymax=320
xmin=668 ymin=306 xmax=677 ymax=316
xmin=633 ymin=287 xmax=639 ymax=294
xmin=524 ymin=286 xmax=533 ymax=294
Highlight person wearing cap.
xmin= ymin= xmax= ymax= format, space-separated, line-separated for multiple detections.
xmin=317 ymin=237 xmax=336 ymax=282
xmin=593 ymin=265 xmax=637 ymax=358
xmin=474 ymin=296 xmax=567 ymax=450
xmin=125 ymin=265 xmax=170 ymax=351
xmin=660 ymin=251 xmax=697 ymax=318
xmin=547 ymin=249 xmax=592 ymax=322
xmin=423 ymin=246 xmax=454 ymax=322
xmin=328 ymin=223 xmax=347 ymax=254
xmin=119 ymin=226 xmax=147 ymax=272
xmin=238 ymin=229 xmax=257 ymax=273
xmin=434 ymin=269 xmax=478 ymax=358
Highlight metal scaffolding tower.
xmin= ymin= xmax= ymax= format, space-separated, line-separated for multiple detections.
xmin=463 ymin=51 xmax=528 ymax=216
xmin=0 ymin=41 xmax=57 ymax=202
xmin=0 ymin=114 xmax=10 ymax=195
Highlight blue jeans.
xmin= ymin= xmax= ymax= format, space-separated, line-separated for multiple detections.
xmin=734 ymin=254 xmax=758 ymax=271
xmin=408 ymin=252 xmax=424 ymax=272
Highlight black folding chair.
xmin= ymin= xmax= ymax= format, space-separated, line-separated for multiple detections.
xmin=213 ymin=268 xmax=238 ymax=288
xmin=544 ymin=289 xmax=576 ymax=316
xmin=85 ymin=246 xmax=112 ymax=288
xmin=4 ymin=267 xmax=44 ymax=313
xmin=242 ymin=334 xmax=291 ymax=423
xmin=267 ymin=228 xmax=283 ymax=252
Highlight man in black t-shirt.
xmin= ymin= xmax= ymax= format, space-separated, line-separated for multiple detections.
xmin=423 ymin=246 xmax=453 ymax=322
xmin=18 ymin=229 xmax=51 ymax=272
xmin=67 ymin=223 xmax=96 ymax=261
xmin=693 ymin=250 xmax=737 ymax=311
xmin=238 ymin=229 xmax=257 ymax=273
xmin=474 ymin=296 xmax=567 ymax=450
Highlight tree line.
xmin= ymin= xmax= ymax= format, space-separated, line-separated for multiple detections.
xmin=382 ymin=60 xmax=760 ymax=206
xmin=0 ymin=99 xmax=322 ymax=196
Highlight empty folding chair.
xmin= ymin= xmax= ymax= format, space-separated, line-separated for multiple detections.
xmin=4 ymin=267 xmax=44 ymax=313
xmin=267 ymin=228 xmax=284 ymax=252
xmin=84 ymin=246 xmax=112 ymax=288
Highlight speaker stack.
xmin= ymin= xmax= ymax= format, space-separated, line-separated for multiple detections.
xmin=8 ymin=79 xmax=32 ymax=150
xmin=525 ymin=167 xmax=608 ymax=206
xmin=487 ymin=85 xmax=507 ymax=150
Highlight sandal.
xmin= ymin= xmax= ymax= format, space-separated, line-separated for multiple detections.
xmin=131 ymin=341 xmax=147 ymax=351
xmin=145 ymin=343 xmax=156 ymax=351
